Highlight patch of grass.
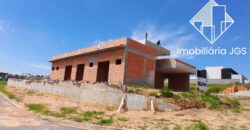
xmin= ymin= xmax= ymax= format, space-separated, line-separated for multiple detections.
xmin=207 ymin=84 xmax=227 ymax=93
xmin=128 ymin=85 xmax=151 ymax=89
xmin=0 ymin=81 xmax=7 ymax=87
xmin=200 ymin=93 xmax=221 ymax=108
xmin=181 ymin=92 xmax=199 ymax=99
xmin=0 ymin=82 xmax=20 ymax=102
xmin=160 ymin=88 xmax=174 ymax=98
xmin=224 ymin=98 xmax=240 ymax=108
xmin=241 ymin=108 xmax=250 ymax=111
xmin=82 ymin=111 xmax=105 ymax=121
xmin=189 ymin=84 xmax=227 ymax=93
xmin=149 ymin=92 xmax=158 ymax=97
xmin=185 ymin=120 xmax=209 ymax=130
xmin=173 ymin=124 xmax=181 ymax=130
xmin=127 ymin=89 xmax=141 ymax=94
xmin=194 ymin=121 xmax=209 ymax=130
xmin=189 ymin=84 xmax=197 ymax=92
xmin=60 ymin=107 xmax=77 ymax=115
xmin=71 ymin=117 xmax=84 ymax=122
xmin=231 ymin=109 xmax=241 ymax=113
xmin=163 ymin=127 xmax=169 ymax=130
xmin=48 ymin=112 xmax=64 ymax=117
xmin=220 ymin=126 xmax=227 ymax=130
xmin=117 ymin=117 xmax=129 ymax=122
xmin=98 ymin=117 xmax=113 ymax=125
xmin=25 ymin=104 xmax=49 ymax=114
xmin=177 ymin=92 xmax=235 ymax=109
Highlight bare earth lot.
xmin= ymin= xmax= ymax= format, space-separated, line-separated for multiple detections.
xmin=5 ymin=85 xmax=250 ymax=130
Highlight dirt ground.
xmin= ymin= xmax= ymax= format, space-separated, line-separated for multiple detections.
xmin=5 ymin=86 xmax=250 ymax=130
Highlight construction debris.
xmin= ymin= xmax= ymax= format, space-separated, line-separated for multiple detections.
xmin=223 ymin=85 xmax=249 ymax=95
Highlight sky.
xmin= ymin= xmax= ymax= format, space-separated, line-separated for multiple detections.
xmin=0 ymin=0 xmax=249 ymax=79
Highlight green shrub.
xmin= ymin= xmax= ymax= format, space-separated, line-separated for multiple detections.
xmin=160 ymin=88 xmax=174 ymax=98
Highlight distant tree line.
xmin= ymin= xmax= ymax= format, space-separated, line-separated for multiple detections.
xmin=0 ymin=72 xmax=8 ymax=78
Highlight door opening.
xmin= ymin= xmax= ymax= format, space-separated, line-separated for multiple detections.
xmin=75 ymin=64 xmax=85 ymax=81
xmin=96 ymin=61 xmax=110 ymax=82
xmin=64 ymin=65 xmax=72 ymax=80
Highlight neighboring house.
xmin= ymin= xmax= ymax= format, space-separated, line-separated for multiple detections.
xmin=191 ymin=66 xmax=248 ymax=85
xmin=49 ymin=38 xmax=196 ymax=91
xmin=0 ymin=76 xmax=7 ymax=81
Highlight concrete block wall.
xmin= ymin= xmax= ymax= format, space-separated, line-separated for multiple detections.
xmin=190 ymin=79 xmax=241 ymax=85
xmin=7 ymin=79 xmax=180 ymax=111
xmin=8 ymin=79 xmax=124 ymax=106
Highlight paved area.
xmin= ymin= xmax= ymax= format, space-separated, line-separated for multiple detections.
xmin=0 ymin=94 xmax=84 ymax=130
xmin=230 ymin=91 xmax=250 ymax=98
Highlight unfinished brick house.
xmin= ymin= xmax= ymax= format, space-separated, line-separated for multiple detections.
xmin=49 ymin=38 xmax=196 ymax=91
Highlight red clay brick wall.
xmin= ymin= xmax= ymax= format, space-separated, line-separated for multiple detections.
xmin=124 ymin=39 xmax=156 ymax=87
xmin=125 ymin=52 xmax=145 ymax=79
xmin=124 ymin=51 xmax=155 ymax=87
xmin=51 ymin=58 xmax=79 ymax=80
xmin=50 ymin=48 xmax=125 ymax=85
xmin=127 ymin=39 xmax=156 ymax=55
xmin=53 ymin=38 xmax=127 ymax=61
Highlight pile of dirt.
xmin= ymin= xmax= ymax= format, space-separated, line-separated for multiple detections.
xmin=167 ymin=99 xmax=205 ymax=109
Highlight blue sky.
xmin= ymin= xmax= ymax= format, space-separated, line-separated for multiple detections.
xmin=0 ymin=0 xmax=249 ymax=79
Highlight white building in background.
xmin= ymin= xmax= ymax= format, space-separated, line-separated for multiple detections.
xmin=190 ymin=66 xmax=248 ymax=85
xmin=205 ymin=66 xmax=224 ymax=79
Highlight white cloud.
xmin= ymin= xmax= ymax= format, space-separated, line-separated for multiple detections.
xmin=131 ymin=23 xmax=196 ymax=59
xmin=0 ymin=20 xmax=14 ymax=37
xmin=26 ymin=62 xmax=50 ymax=70
xmin=164 ymin=34 xmax=195 ymax=59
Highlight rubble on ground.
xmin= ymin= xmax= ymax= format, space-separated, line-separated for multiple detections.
xmin=223 ymin=84 xmax=249 ymax=95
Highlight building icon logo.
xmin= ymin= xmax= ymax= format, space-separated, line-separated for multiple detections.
xmin=190 ymin=0 xmax=234 ymax=44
